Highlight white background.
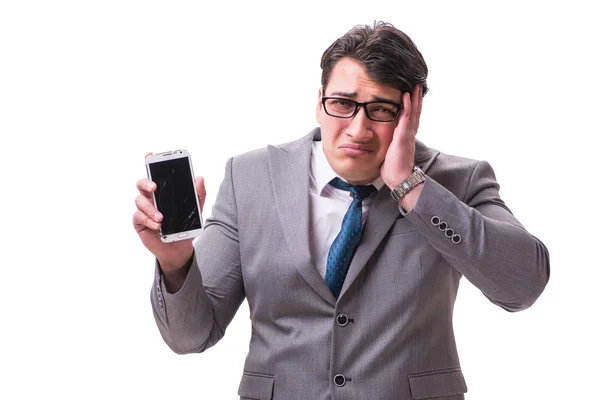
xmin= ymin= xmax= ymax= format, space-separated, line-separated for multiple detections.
xmin=1 ymin=1 xmax=598 ymax=399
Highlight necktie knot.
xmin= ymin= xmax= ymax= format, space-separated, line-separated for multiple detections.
xmin=329 ymin=177 xmax=377 ymax=201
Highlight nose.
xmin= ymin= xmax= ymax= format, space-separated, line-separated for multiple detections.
xmin=344 ymin=106 xmax=373 ymax=141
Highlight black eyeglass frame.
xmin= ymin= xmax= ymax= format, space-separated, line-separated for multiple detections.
xmin=321 ymin=96 xmax=403 ymax=122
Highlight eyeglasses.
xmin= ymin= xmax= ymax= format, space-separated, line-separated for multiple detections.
xmin=321 ymin=97 xmax=403 ymax=122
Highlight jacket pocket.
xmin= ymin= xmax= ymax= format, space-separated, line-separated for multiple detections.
xmin=408 ymin=368 xmax=467 ymax=399
xmin=238 ymin=372 xmax=275 ymax=400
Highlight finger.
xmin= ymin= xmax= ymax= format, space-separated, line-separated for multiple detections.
xmin=411 ymin=85 xmax=423 ymax=132
xmin=195 ymin=176 xmax=207 ymax=212
xmin=402 ymin=90 xmax=412 ymax=121
xmin=133 ymin=209 xmax=161 ymax=232
xmin=412 ymin=85 xmax=422 ymax=118
xmin=135 ymin=194 xmax=162 ymax=222
xmin=136 ymin=178 xmax=156 ymax=197
xmin=394 ymin=91 xmax=413 ymax=143
xmin=138 ymin=152 xmax=156 ymax=195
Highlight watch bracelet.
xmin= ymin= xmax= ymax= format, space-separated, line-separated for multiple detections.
xmin=390 ymin=166 xmax=425 ymax=201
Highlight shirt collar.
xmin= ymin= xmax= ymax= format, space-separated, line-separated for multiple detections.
xmin=311 ymin=141 xmax=385 ymax=195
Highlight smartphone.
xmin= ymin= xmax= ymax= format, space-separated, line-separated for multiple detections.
xmin=145 ymin=150 xmax=203 ymax=243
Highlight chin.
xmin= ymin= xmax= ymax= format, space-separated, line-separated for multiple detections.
xmin=327 ymin=151 xmax=380 ymax=183
xmin=338 ymin=166 xmax=377 ymax=185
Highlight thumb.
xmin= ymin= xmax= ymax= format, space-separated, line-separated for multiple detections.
xmin=195 ymin=176 xmax=206 ymax=212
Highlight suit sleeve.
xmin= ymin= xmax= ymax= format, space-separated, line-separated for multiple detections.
xmin=402 ymin=160 xmax=550 ymax=311
xmin=151 ymin=157 xmax=245 ymax=354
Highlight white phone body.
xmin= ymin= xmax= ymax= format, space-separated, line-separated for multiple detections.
xmin=145 ymin=150 xmax=203 ymax=243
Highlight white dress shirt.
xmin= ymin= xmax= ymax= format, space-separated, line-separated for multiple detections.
xmin=309 ymin=141 xmax=385 ymax=279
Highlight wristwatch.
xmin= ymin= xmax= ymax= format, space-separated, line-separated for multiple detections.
xmin=390 ymin=166 xmax=426 ymax=201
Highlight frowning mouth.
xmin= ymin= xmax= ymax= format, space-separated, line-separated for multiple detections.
xmin=340 ymin=144 xmax=374 ymax=151
xmin=339 ymin=144 xmax=374 ymax=156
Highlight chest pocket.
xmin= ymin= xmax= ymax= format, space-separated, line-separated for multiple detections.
xmin=389 ymin=217 xmax=419 ymax=236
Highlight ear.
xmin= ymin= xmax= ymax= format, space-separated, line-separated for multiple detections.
xmin=316 ymin=87 xmax=323 ymax=124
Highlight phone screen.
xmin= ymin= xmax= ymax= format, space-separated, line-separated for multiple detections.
xmin=149 ymin=157 xmax=202 ymax=236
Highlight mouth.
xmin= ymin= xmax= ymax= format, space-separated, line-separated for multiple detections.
xmin=339 ymin=144 xmax=374 ymax=156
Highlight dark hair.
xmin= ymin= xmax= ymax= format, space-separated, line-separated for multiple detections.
xmin=320 ymin=21 xmax=429 ymax=97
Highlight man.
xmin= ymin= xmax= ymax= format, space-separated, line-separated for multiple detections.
xmin=134 ymin=22 xmax=549 ymax=400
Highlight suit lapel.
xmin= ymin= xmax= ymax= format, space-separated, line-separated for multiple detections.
xmin=268 ymin=128 xmax=337 ymax=306
xmin=338 ymin=139 xmax=440 ymax=299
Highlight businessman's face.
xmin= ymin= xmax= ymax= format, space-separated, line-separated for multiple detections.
xmin=316 ymin=57 xmax=402 ymax=185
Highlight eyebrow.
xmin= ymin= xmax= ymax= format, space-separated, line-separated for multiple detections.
xmin=328 ymin=91 xmax=400 ymax=103
xmin=329 ymin=91 xmax=356 ymax=98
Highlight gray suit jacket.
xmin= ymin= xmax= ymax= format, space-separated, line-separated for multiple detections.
xmin=151 ymin=128 xmax=550 ymax=400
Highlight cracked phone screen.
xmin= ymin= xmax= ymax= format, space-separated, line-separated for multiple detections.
xmin=149 ymin=157 xmax=202 ymax=236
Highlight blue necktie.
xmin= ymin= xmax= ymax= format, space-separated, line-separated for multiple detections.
xmin=326 ymin=178 xmax=377 ymax=298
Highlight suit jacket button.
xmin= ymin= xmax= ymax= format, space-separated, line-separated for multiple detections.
xmin=334 ymin=374 xmax=346 ymax=387
xmin=336 ymin=313 xmax=349 ymax=327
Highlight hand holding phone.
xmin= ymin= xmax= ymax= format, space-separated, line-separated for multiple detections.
xmin=145 ymin=150 xmax=204 ymax=243
xmin=133 ymin=151 xmax=206 ymax=273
